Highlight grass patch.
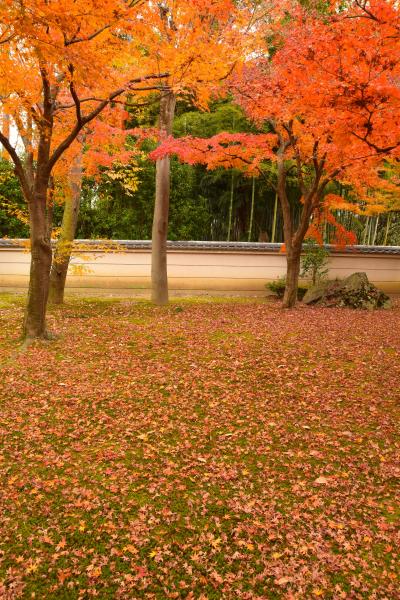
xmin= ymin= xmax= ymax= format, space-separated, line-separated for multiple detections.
xmin=0 ymin=297 xmax=399 ymax=598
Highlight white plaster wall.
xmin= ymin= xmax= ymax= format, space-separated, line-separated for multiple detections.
xmin=0 ymin=248 xmax=399 ymax=293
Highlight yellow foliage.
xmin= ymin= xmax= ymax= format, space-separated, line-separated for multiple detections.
xmin=105 ymin=163 xmax=141 ymax=195
xmin=0 ymin=197 xmax=29 ymax=225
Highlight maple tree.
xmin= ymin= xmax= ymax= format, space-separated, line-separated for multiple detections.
xmin=247 ymin=0 xmax=400 ymax=305
xmin=0 ymin=0 xmax=168 ymax=339
xmin=48 ymin=0 xmax=265 ymax=308
xmin=136 ymin=0 xmax=272 ymax=305
xmin=153 ymin=0 xmax=400 ymax=306
xmin=48 ymin=108 xmax=144 ymax=305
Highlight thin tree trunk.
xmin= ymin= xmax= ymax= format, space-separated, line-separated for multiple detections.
xmin=276 ymin=152 xmax=299 ymax=308
xmin=369 ymin=218 xmax=373 ymax=245
xmin=323 ymin=218 xmax=328 ymax=244
xmin=368 ymin=216 xmax=374 ymax=245
xmin=227 ymin=170 xmax=234 ymax=242
xmin=49 ymin=151 xmax=83 ymax=304
xmin=46 ymin=177 xmax=54 ymax=240
xmin=362 ymin=216 xmax=370 ymax=245
xmin=384 ymin=212 xmax=392 ymax=246
xmin=371 ymin=215 xmax=379 ymax=246
xmin=271 ymin=191 xmax=278 ymax=243
xmin=1 ymin=113 xmax=10 ymax=160
xmin=151 ymin=90 xmax=176 ymax=305
xmin=248 ymin=176 xmax=256 ymax=242
xmin=23 ymin=188 xmax=53 ymax=340
xmin=282 ymin=245 xmax=301 ymax=308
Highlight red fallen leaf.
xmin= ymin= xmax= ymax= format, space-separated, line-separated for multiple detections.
xmin=56 ymin=537 xmax=67 ymax=551
xmin=134 ymin=565 xmax=148 ymax=579
xmin=211 ymin=570 xmax=224 ymax=584
xmin=42 ymin=535 xmax=53 ymax=545
xmin=57 ymin=569 xmax=72 ymax=584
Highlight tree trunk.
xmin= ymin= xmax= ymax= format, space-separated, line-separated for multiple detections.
xmin=371 ymin=215 xmax=379 ymax=246
xmin=362 ymin=216 xmax=370 ymax=244
xmin=247 ymin=176 xmax=256 ymax=242
xmin=227 ymin=170 xmax=235 ymax=242
xmin=151 ymin=90 xmax=176 ymax=305
xmin=271 ymin=191 xmax=278 ymax=243
xmin=23 ymin=189 xmax=53 ymax=340
xmin=276 ymin=152 xmax=299 ymax=308
xmin=282 ymin=245 xmax=301 ymax=308
xmin=1 ymin=113 xmax=10 ymax=160
xmin=49 ymin=151 xmax=83 ymax=304
xmin=384 ymin=212 xmax=392 ymax=246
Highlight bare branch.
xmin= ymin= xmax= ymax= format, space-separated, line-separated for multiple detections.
xmin=48 ymin=73 xmax=169 ymax=173
xmin=0 ymin=132 xmax=32 ymax=200
xmin=351 ymin=130 xmax=400 ymax=154
xmin=63 ymin=0 xmax=146 ymax=46
xmin=354 ymin=0 xmax=380 ymax=22
xmin=69 ymin=77 xmax=82 ymax=126
xmin=311 ymin=141 xmax=318 ymax=171
xmin=0 ymin=32 xmax=16 ymax=45
xmin=128 ymin=85 xmax=166 ymax=92
xmin=39 ymin=64 xmax=53 ymax=117
xmin=64 ymin=25 xmax=111 ymax=47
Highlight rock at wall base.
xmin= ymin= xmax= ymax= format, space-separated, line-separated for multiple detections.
xmin=303 ymin=273 xmax=391 ymax=309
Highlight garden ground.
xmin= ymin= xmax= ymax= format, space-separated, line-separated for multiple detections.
xmin=0 ymin=295 xmax=399 ymax=599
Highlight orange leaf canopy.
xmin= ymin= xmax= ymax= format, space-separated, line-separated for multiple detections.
xmin=152 ymin=1 xmax=400 ymax=204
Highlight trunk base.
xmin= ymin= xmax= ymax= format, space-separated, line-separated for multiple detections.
xmin=151 ymin=91 xmax=176 ymax=307
xmin=23 ymin=236 xmax=53 ymax=341
xmin=21 ymin=329 xmax=57 ymax=348
xmin=151 ymin=291 xmax=169 ymax=306
xmin=48 ymin=275 xmax=67 ymax=304
xmin=283 ymin=250 xmax=301 ymax=308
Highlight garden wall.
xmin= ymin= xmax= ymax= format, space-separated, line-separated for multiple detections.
xmin=0 ymin=240 xmax=399 ymax=295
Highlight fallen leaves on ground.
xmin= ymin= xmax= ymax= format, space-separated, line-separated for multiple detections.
xmin=0 ymin=296 xmax=399 ymax=599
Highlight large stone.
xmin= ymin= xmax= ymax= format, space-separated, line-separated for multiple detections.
xmin=302 ymin=280 xmax=330 ymax=305
xmin=303 ymin=272 xmax=391 ymax=309
xmin=339 ymin=272 xmax=369 ymax=292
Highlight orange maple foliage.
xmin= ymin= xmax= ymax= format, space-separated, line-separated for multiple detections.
xmin=0 ymin=1 xmax=162 ymax=176
xmin=0 ymin=0 xmax=166 ymax=338
xmin=131 ymin=0 xmax=273 ymax=135
xmin=152 ymin=1 xmax=400 ymax=305
xmin=130 ymin=0 xmax=276 ymax=305
xmin=1 ymin=0 xmax=274 ymax=328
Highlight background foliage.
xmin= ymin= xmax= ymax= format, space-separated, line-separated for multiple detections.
xmin=0 ymin=101 xmax=399 ymax=244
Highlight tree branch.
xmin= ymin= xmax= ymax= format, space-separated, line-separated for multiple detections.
xmin=0 ymin=132 xmax=32 ymax=200
xmin=354 ymin=0 xmax=380 ymax=22
xmin=63 ymin=0 xmax=146 ymax=45
xmin=39 ymin=64 xmax=53 ymax=117
xmin=69 ymin=81 xmax=82 ymax=126
xmin=286 ymin=120 xmax=306 ymax=196
xmin=64 ymin=25 xmax=111 ymax=46
xmin=47 ymin=73 xmax=169 ymax=174
xmin=0 ymin=32 xmax=16 ymax=45
xmin=351 ymin=130 xmax=400 ymax=154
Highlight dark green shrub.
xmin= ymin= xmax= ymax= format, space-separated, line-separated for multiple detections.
xmin=266 ymin=278 xmax=307 ymax=300
xmin=266 ymin=277 xmax=286 ymax=298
